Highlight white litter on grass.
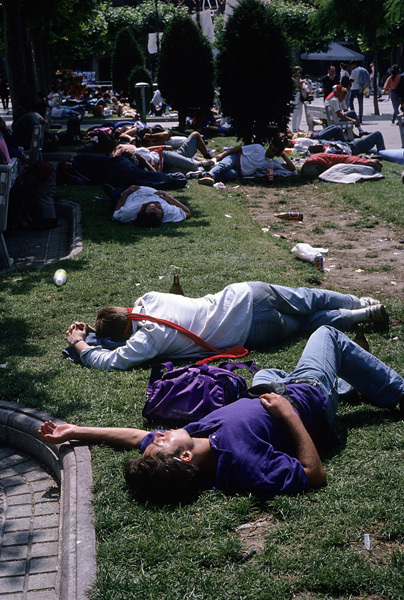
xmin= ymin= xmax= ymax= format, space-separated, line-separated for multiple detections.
xmin=213 ymin=182 xmax=226 ymax=189
xmin=391 ymin=281 xmax=398 ymax=285
xmin=262 ymin=228 xmax=269 ymax=233
xmin=158 ymin=276 xmax=164 ymax=280
xmin=355 ymin=269 xmax=364 ymax=273
xmin=135 ymin=283 xmax=141 ymax=286
xmin=364 ymin=534 xmax=371 ymax=550
xmin=292 ymin=243 xmax=328 ymax=264
xmin=0 ymin=364 xmax=7 ymax=369
xmin=170 ymin=265 xmax=181 ymax=269
xmin=225 ymin=214 xmax=232 ymax=218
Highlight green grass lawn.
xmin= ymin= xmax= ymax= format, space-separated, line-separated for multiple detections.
xmin=1 ymin=139 xmax=404 ymax=599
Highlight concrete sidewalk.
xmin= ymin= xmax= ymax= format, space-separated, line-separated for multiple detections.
xmin=301 ymin=94 xmax=402 ymax=148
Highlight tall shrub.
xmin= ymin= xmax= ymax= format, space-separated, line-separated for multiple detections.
xmin=111 ymin=27 xmax=145 ymax=97
xmin=158 ymin=15 xmax=214 ymax=131
xmin=217 ymin=0 xmax=294 ymax=143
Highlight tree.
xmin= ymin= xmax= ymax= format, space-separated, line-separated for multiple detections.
xmin=271 ymin=0 xmax=333 ymax=53
xmin=217 ymin=0 xmax=294 ymax=144
xmin=111 ymin=27 xmax=146 ymax=97
xmin=158 ymin=15 xmax=214 ymax=131
xmin=312 ymin=0 xmax=391 ymax=115
xmin=1 ymin=0 xmax=100 ymax=119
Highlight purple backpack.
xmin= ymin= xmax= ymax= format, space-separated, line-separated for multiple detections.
xmin=142 ymin=361 xmax=258 ymax=425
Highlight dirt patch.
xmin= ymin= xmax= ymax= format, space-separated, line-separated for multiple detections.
xmin=236 ymin=515 xmax=278 ymax=556
xmin=246 ymin=182 xmax=404 ymax=300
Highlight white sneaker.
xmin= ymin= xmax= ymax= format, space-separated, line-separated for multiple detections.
xmin=360 ymin=296 xmax=379 ymax=307
xmin=186 ymin=169 xmax=203 ymax=179
xmin=198 ymin=175 xmax=214 ymax=186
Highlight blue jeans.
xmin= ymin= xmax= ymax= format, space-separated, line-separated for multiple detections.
xmin=208 ymin=153 xmax=239 ymax=182
xmin=253 ymin=325 xmax=404 ymax=423
xmin=345 ymin=109 xmax=360 ymax=128
xmin=350 ymin=131 xmax=385 ymax=154
xmin=244 ymin=282 xmax=361 ymax=348
xmin=314 ymin=125 xmax=347 ymax=142
xmin=163 ymin=135 xmax=200 ymax=173
xmin=349 ymin=90 xmax=364 ymax=120
xmin=390 ymin=90 xmax=401 ymax=121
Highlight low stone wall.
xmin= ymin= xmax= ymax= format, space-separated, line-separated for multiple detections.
xmin=0 ymin=401 xmax=96 ymax=600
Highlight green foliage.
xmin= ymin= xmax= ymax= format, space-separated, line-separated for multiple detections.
xmin=158 ymin=15 xmax=214 ymax=127
xmin=312 ymin=0 xmax=390 ymax=44
xmin=111 ymin=27 xmax=145 ymax=97
xmin=217 ymin=0 xmax=294 ymax=143
xmin=41 ymin=0 xmax=188 ymax=70
xmin=271 ymin=0 xmax=333 ymax=52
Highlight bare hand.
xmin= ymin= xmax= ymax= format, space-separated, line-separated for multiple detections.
xmin=155 ymin=190 xmax=172 ymax=202
xmin=260 ymin=393 xmax=294 ymax=419
xmin=123 ymin=185 xmax=140 ymax=195
xmin=38 ymin=421 xmax=77 ymax=444
xmin=65 ymin=324 xmax=89 ymax=345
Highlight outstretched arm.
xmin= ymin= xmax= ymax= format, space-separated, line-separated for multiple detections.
xmin=154 ymin=191 xmax=191 ymax=219
xmin=38 ymin=420 xmax=148 ymax=450
xmin=215 ymin=146 xmax=242 ymax=162
xmin=260 ymin=393 xmax=326 ymax=488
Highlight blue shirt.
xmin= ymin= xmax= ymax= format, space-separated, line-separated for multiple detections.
xmin=139 ymin=384 xmax=339 ymax=495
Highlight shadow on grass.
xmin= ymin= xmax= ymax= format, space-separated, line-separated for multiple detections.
xmin=0 ymin=258 xmax=92 ymax=295
xmin=71 ymin=187 xmax=211 ymax=245
xmin=0 ymin=365 xmax=90 ymax=417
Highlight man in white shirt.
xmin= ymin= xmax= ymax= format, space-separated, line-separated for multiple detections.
xmin=325 ymin=85 xmax=368 ymax=136
xmin=111 ymin=185 xmax=190 ymax=227
xmin=198 ymin=137 xmax=297 ymax=186
xmin=64 ymin=283 xmax=388 ymax=371
xmin=349 ymin=60 xmax=370 ymax=123
xmin=112 ymin=131 xmax=214 ymax=175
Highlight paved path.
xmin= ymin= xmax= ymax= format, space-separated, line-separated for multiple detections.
xmin=0 ymin=448 xmax=59 ymax=600
xmin=300 ymin=95 xmax=402 ymax=148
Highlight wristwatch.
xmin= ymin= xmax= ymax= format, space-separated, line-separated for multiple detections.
xmin=71 ymin=338 xmax=83 ymax=346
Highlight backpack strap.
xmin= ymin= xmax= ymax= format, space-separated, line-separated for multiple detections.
xmin=124 ymin=308 xmax=249 ymax=364
xmin=146 ymin=361 xmax=174 ymax=394
xmin=218 ymin=360 xmax=259 ymax=375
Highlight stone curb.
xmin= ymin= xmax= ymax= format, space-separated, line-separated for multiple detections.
xmin=57 ymin=200 xmax=83 ymax=262
xmin=0 ymin=401 xmax=96 ymax=600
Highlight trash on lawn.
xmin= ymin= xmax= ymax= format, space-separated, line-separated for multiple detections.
xmin=292 ymin=243 xmax=328 ymax=264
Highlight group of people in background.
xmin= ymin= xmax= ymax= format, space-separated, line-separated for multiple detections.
xmin=291 ymin=60 xmax=404 ymax=132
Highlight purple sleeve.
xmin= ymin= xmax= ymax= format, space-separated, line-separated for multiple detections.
xmin=138 ymin=430 xmax=161 ymax=453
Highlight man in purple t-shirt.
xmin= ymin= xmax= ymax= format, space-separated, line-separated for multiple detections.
xmin=39 ymin=326 xmax=404 ymax=505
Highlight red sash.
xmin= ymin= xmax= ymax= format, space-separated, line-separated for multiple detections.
xmin=123 ymin=308 xmax=249 ymax=365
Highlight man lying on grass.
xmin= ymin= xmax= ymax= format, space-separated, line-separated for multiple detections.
xmin=64 ymin=283 xmax=389 ymax=371
xmin=40 ymin=326 xmax=404 ymax=505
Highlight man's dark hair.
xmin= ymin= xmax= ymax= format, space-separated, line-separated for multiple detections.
xmin=124 ymin=453 xmax=203 ymax=505
xmin=135 ymin=202 xmax=163 ymax=228
xmin=95 ymin=306 xmax=128 ymax=339
xmin=271 ymin=134 xmax=288 ymax=154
